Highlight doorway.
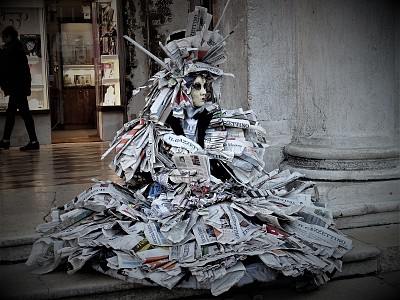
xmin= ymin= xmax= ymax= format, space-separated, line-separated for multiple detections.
xmin=46 ymin=0 xmax=99 ymax=143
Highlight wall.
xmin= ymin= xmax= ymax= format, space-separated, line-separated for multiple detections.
xmin=295 ymin=0 xmax=398 ymax=147
xmin=245 ymin=0 xmax=297 ymax=170
xmin=122 ymin=0 xmax=201 ymax=120
xmin=244 ymin=0 xmax=399 ymax=172
xmin=212 ymin=0 xmax=248 ymax=111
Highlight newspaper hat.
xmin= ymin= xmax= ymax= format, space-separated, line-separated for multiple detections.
xmin=162 ymin=6 xmax=227 ymax=73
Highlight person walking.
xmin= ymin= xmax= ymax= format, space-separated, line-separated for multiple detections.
xmin=0 ymin=25 xmax=39 ymax=151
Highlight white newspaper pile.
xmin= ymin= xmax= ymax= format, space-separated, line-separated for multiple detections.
xmin=27 ymin=168 xmax=352 ymax=295
xmin=27 ymin=5 xmax=353 ymax=297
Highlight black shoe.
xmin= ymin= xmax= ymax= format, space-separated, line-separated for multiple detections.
xmin=20 ymin=141 xmax=40 ymax=151
xmin=0 ymin=140 xmax=10 ymax=150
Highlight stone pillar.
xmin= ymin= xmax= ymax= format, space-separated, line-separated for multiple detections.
xmin=246 ymin=0 xmax=298 ymax=171
xmin=282 ymin=0 xmax=399 ymax=228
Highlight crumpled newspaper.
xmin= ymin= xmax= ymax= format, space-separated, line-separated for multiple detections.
xmin=26 ymin=5 xmax=352 ymax=296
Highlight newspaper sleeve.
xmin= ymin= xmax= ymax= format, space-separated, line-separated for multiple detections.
xmin=222 ymin=118 xmax=250 ymax=129
xmin=172 ymin=153 xmax=211 ymax=181
xmin=210 ymin=262 xmax=246 ymax=296
xmin=207 ymin=150 xmax=234 ymax=162
xmin=26 ymin=238 xmax=65 ymax=274
xmin=283 ymin=220 xmax=352 ymax=250
xmin=162 ymin=133 xmax=203 ymax=153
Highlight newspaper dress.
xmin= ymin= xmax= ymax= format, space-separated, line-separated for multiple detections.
xmin=27 ymin=6 xmax=352 ymax=296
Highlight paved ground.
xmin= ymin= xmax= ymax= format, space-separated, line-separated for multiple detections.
xmin=0 ymin=142 xmax=123 ymax=241
xmin=0 ymin=263 xmax=398 ymax=300
xmin=0 ymin=142 xmax=399 ymax=299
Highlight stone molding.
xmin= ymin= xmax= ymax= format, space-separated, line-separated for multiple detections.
xmin=285 ymin=155 xmax=399 ymax=171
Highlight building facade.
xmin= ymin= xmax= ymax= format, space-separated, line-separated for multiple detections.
xmin=1 ymin=0 xmax=398 ymax=228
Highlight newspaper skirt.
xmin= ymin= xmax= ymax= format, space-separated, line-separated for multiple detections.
xmin=26 ymin=109 xmax=352 ymax=296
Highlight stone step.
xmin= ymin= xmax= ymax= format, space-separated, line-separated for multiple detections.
xmin=0 ymin=234 xmax=38 ymax=263
xmin=0 ymin=263 xmax=210 ymax=300
xmin=333 ymin=238 xmax=380 ymax=278
xmin=1 ymin=224 xmax=397 ymax=281
xmin=1 ymin=259 xmax=398 ymax=300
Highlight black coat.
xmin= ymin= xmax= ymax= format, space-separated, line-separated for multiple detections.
xmin=165 ymin=109 xmax=214 ymax=148
xmin=0 ymin=39 xmax=31 ymax=96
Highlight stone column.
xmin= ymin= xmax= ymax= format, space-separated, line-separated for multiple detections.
xmin=282 ymin=0 xmax=399 ymax=228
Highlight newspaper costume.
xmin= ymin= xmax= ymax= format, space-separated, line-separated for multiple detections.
xmin=27 ymin=6 xmax=352 ymax=296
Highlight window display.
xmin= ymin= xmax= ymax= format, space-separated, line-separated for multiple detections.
xmin=93 ymin=0 xmax=122 ymax=106
xmin=63 ymin=65 xmax=95 ymax=87
xmin=59 ymin=22 xmax=96 ymax=128
xmin=100 ymin=54 xmax=120 ymax=105
xmin=60 ymin=23 xmax=95 ymax=88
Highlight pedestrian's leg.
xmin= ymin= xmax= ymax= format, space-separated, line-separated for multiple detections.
xmin=16 ymin=95 xmax=40 ymax=151
xmin=2 ymin=95 xmax=18 ymax=140
xmin=16 ymin=95 xmax=38 ymax=141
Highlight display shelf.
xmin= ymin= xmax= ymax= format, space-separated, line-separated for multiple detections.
xmin=102 ymin=78 xmax=119 ymax=85
xmin=63 ymin=65 xmax=95 ymax=87
xmin=27 ymin=56 xmax=40 ymax=64
xmin=93 ymin=0 xmax=122 ymax=107
xmin=63 ymin=64 xmax=95 ymax=69
xmin=101 ymin=83 xmax=120 ymax=106
xmin=101 ymin=54 xmax=118 ymax=62
xmin=101 ymin=55 xmax=119 ymax=81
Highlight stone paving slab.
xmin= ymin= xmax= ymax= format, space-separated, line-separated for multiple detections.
xmin=0 ymin=262 xmax=398 ymax=300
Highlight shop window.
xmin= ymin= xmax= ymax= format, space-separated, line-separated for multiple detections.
xmin=93 ymin=0 xmax=122 ymax=107
xmin=0 ymin=6 xmax=49 ymax=111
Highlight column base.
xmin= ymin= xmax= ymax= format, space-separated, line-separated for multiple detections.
xmin=283 ymin=143 xmax=399 ymax=180
xmin=282 ymin=141 xmax=399 ymax=228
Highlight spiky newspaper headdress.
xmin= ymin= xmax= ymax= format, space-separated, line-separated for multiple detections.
xmin=123 ymin=5 xmax=240 ymax=122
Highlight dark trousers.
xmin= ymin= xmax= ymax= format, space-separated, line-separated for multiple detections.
xmin=2 ymin=94 xmax=38 ymax=141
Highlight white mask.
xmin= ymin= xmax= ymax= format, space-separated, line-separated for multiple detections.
xmin=190 ymin=76 xmax=207 ymax=107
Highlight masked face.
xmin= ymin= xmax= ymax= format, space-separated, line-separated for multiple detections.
xmin=190 ymin=76 xmax=207 ymax=107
